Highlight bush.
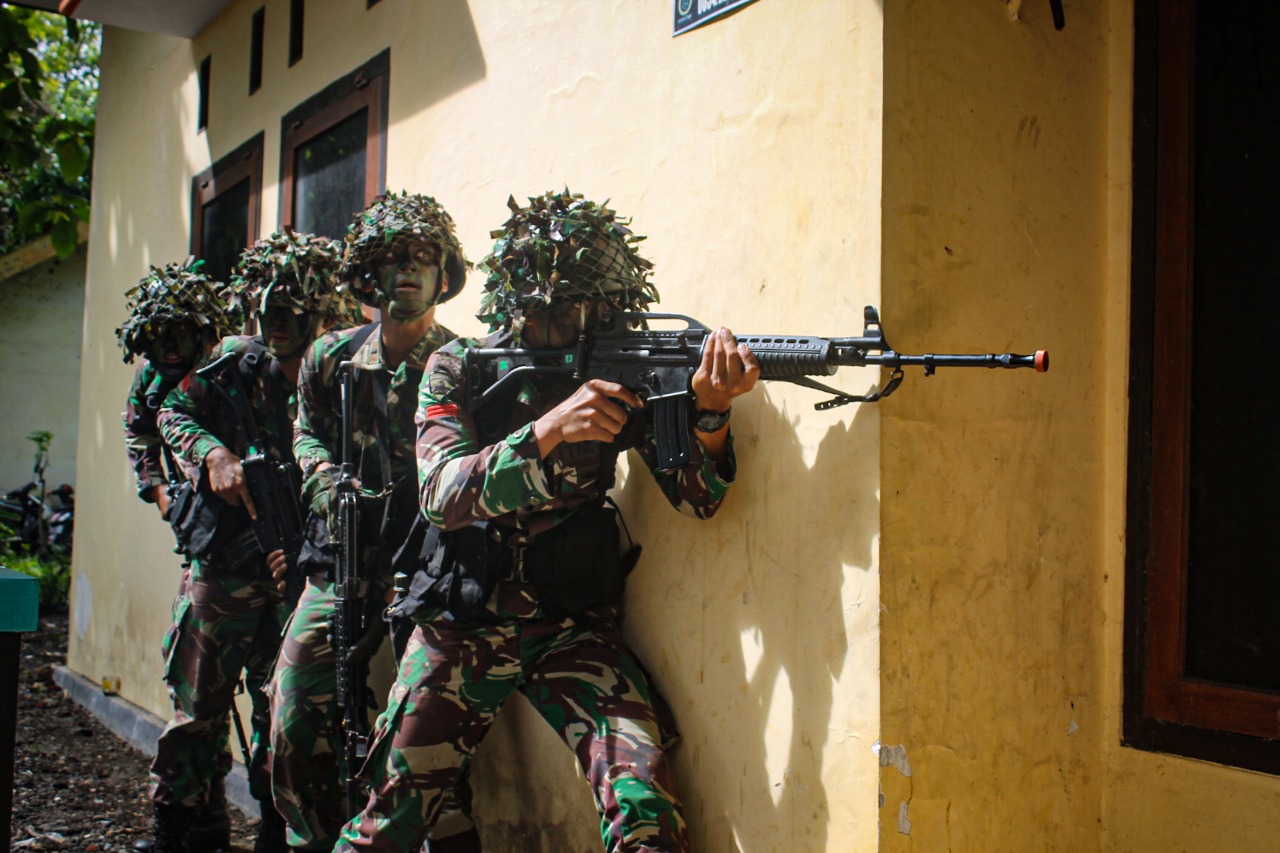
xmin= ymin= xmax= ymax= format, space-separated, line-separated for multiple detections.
xmin=0 ymin=523 xmax=71 ymax=611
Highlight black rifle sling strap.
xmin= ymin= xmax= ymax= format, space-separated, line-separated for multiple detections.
xmin=345 ymin=322 xmax=397 ymax=569
xmin=265 ymin=357 xmax=298 ymax=466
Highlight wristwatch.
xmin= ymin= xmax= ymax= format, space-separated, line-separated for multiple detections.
xmin=693 ymin=406 xmax=732 ymax=433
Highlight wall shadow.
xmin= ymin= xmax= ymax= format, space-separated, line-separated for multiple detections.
xmin=619 ymin=379 xmax=880 ymax=852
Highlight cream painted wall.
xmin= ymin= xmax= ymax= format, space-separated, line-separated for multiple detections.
xmin=0 ymin=247 xmax=85 ymax=491
xmin=72 ymin=1 xmax=884 ymax=851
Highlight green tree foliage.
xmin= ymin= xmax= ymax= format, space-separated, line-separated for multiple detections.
xmin=0 ymin=4 xmax=99 ymax=258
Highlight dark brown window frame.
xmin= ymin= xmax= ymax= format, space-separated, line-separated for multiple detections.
xmin=277 ymin=49 xmax=388 ymax=231
xmin=190 ymin=131 xmax=264 ymax=272
xmin=1124 ymin=0 xmax=1280 ymax=774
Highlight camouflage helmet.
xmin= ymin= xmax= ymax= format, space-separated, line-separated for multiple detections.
xmin=115 ymin=258 xmax=239 ymax=364
xmin=227 ymin=228 xmax=362 ymax=325
xmin=340 ymin=191 xmax=470 ymax=307
xmin=477 ymin=190 xmax=658 ymax=340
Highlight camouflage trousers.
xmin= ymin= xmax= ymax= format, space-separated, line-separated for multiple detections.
xmin=267 ymin=578 xmax=476 ymax=850
xmin=151 ymin=556 xmax=287 ymax=808
xmin=333 ymin=612 xmax=689 ymax=853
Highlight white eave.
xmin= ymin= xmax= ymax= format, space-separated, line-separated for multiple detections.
xmin=17 ymin=0 xmax=235 ymax=39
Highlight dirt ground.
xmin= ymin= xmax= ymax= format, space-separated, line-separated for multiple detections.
xmin=9 ymin=613 xmax=258 ymax=852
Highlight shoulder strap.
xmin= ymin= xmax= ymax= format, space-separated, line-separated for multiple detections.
xmin=346 ymin=322 xmax=377 ymax=358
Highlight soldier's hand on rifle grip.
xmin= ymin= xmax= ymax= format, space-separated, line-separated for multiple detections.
xmin=692 ymin=327 xmax=760 ymax=414
xmin=267 ymin=548 xmax=288 ymax=593
xmin=205 ymin=445 xmax=258 ymax=519
xmin=533 ymin=379 xmax=644 ymax=458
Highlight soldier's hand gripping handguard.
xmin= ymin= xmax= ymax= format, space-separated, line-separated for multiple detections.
xmin=463 ymin=305 xmax=1050 ymax=471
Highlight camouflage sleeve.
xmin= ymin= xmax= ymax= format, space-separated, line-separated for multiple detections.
xmin=293 ymin=336 xmax=336 ymax=477
xmin=633 ymin=423 xmax=737 ymax=520
xmin=122 ymin=361 xmax=166 ymax=501
xmin=157 ymin=342 xmax=230 ymax=471
xmin=415 ymin=340 xmax=554 ymax=529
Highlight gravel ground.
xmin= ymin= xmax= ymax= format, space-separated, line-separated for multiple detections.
xmin=9 ymin=613 xmax=258 ymax=852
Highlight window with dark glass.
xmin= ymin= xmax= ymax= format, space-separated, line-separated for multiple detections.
xmin=1126 ymin=0 xmax=1280 ymax=773
xmin=249 ymin=8 xmax=264 ymax=95
xmin=289 ymin=0 xmax=304 ymax=66
xmin=279 ymin=51 xmax=387 ymax=240
xmin=191 ymin=133 xmax=263 ymax=286
xmin=197 ymin=55 xmax=211 ymax=132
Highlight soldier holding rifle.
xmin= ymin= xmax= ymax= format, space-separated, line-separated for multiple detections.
xmin=267 ymin=193 xmax=481 ymax=853
xmin=152 ymin=231 xmax=357 ymax=853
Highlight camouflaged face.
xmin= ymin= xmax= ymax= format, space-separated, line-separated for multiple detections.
xmin=115 ymin=259 xmax=239 ymax=363
xmin=227 ymin=229 xmax=362 ymax=324
xmin=340 ymin=191 xmax=470 ymax=307
xmin=477 ymin=190 xmax=659 ymax=343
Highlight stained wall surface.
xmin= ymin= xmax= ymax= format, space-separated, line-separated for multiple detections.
xmin=70 ymin=2 xmax=884 ymax=850
xmin=880 ymin=2 xmax=1280 ymax=851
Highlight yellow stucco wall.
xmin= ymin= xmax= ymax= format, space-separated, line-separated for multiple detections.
xmin=0 ymin=246 xmax=85 ymax=490
xmin=881 ymin=2 xmax=1280 ymax=851
xmin=71 ymin=1 xmax=884 ymax=850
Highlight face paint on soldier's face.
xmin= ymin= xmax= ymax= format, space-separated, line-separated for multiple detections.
xmin=147 ymin=321 xmax=201 ymax=370
xmin=522 ymin=300 xmax=614 ymax=349
xmin=261 ymin=305 xmax=314 ymax=360
xmin=372 ymin=239 xmax=445 ymax=321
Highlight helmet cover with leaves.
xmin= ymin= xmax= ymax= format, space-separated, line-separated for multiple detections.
xmin=477 ymin=190 xmax=659 ymax=341
xmin=227 ymin=228 xmax=361 ymax=325
xmin=340 ymin=191 xmax=470 ymax=307
xmin=115 ymin=258 xmax=239 ymax=364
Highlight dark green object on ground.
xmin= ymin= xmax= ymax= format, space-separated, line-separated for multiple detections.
xmin=1 ymin=567 xmax=39 ymax=853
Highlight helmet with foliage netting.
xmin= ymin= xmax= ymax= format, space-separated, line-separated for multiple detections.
xmin=227 ymin=228 xmax=362 ymax=325
xmin=477 ymin=190 xmax=658 ymax=341
xmin=340 ymin=191 xmax=470 ymax=307
xmin=115 ymin=258 xmax=239 ymax=364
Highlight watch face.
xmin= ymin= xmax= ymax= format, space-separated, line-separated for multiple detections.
xmin=694 ymin=408 xmax=731 ymax=433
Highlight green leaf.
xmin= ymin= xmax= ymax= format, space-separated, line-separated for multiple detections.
xmin=55 ymin=137 xmax=88 ymax=181
xmin=50 ymin=216 xmax=78 ymax=258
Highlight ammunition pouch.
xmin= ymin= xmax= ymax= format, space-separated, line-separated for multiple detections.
xmin=168 ymin=477 xmax=251 ymax=566
xmin=389 ymin=502 xmax=641 ymax=622
xmin=297 ymin=511 xmax=336 ymax=578
xmin=389 ymin=520 xmax=505 ymax=623
xmin=520 ymin=503 xmax=639 ymax=617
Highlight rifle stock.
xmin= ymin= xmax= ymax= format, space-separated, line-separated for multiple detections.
xmin=463 ymin=305 xmax=1049 ymax=470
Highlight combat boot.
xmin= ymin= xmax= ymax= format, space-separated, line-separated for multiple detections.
xmin=252 ymin=801 xmax=289 ymax=853
xmin=134 ymin=802 xmax=194 ymax=853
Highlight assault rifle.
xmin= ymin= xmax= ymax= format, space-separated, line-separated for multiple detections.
xmin=464 ymin=306 xmax=1049 ymax=471
xmin=330 ymin=361 xmax=376 ymax=815
xmin=196 ymin=350 xmax=307 ymax=606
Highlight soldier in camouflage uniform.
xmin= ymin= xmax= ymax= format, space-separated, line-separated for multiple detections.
xmin=120 ymin=259 xmax=239 ymax=517
xmin=266 ymin=192 xmax=481 ymax=853
xmin=332 ymin=191 xmax=761 ymax=853
xmin=153 ymin=231 xmax=360 ymax=853
xmin=118 ymin=260 xmax=242 ymax=852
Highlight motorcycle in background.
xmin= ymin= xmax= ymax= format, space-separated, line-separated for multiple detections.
xmin=0 ymin=430 xmax=73 ymax=555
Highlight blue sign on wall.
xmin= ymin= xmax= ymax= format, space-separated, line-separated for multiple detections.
xmin=674 ymin=0 xmax=759 ymax=37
